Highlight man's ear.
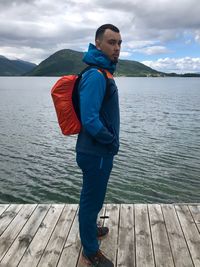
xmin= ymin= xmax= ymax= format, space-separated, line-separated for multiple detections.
xmin=95 ymin=39 xmax=101 ymax=50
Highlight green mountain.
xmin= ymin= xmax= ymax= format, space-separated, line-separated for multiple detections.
xmin=26 ymin=49 xmax=163 ymax=77
xmin=26 ymin=49 xmax=85 ymax=76
xmin=0 ymin=56 xmax=37 ymax=76
xmin=115 ymin=59 xmax=162 ymax=77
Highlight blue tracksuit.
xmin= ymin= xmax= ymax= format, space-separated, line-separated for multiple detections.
xmin=76 ymin=43 xmax=120 ymax=256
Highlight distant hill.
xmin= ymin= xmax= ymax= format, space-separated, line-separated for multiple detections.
xmin=26 ymin=49 xmax=163 ymax=77
xmin=115 ymin=59 xmax=162 ymax=77
xmin=2 ymin=50 xmax=199 ymax=77
xmin=0 ymin=56 xmax=37 ymax=76
xmin=26 ymin=49 xmax=86 ymax=76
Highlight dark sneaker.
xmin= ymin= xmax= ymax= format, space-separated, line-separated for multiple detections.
xmin=81 ymin=250 xmax=114 ymax=267
xmin=97 ymin=226 xmax=109 ymax=240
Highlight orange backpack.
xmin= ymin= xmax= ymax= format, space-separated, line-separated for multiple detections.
xmin=51 ymin=66 xmax=110 ymax=135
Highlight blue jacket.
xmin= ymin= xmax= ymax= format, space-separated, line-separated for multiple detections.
xmin=76 ymin=43 xmax=120 ymax=156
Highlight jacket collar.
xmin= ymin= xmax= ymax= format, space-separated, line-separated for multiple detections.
xmin=82 ymin=43 xmax=116 ymax=74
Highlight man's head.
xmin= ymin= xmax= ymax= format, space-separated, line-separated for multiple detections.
xmin=95 ymin=24 xmax=122 ymax=63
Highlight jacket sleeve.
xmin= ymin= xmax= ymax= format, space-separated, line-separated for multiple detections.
xmin=78 ymin=68 xmax=115 ymax=144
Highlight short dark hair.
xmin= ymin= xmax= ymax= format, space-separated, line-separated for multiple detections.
xmin=95 ymin=24 xmax=120 ymax=40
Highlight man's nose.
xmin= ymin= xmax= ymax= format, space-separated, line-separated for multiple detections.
xmin=114 ymin=43 xmax=120 ymax=51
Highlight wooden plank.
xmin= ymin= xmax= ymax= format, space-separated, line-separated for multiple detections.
xmin=1 ymin=204 xmax=50 ymax=267
xmin=37 ymin=204 xmax=77 ymax=267
xmin=117 ymin=204 xmax=135 ymax=267
xmin=0 ymin=204 xmax=23 ymax=236
xmin=188 ymin=205 xmax=200 ymax=232
xmin=0 ymin=203 xmax=199 ymax=267
xmin=97 ymin=205 xmax=107 ymax=228
xmin=0 ymin=205 xmax=9 ymax=216
xmin=18 ymin=204 xmax=64 ymax=267
xmin=162 ymin=204 xmax=194 ymax=267
xmin=57 ymin=207 xmax=81 ymax=267
xmin=148 ymin=204 xmax=174 ymax=267
xmin=135 ymin=204 xmax=155 ymax=267
xmin=101 ymin=204 xmax=120 ymax=265
xmin=175 ymin=205 xmax=200 ymax=267
xmin=0 ymin=204 xmax=36 ymax=261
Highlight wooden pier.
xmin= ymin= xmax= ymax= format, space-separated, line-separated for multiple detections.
xmin=0 ymin=203 xmax=200 ymax=267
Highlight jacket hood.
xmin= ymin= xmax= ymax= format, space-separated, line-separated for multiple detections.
xmin=82 ymin=43 xmax=116 ymax=74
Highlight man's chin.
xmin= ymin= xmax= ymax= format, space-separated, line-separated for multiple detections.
xmin=112 ymin=57 xmax=119 ymax=63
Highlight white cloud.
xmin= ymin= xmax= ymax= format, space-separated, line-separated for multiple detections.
xmin=120 ymin=51 xmax=133 ymax=59
xmin=195 ymin=31 xmax=200 ymax=43
xmin=136 ymin=46 xmax=171 ymax=55
xmin=185 ymin=39 xmax=192 ymax=45
xmin=125 ymin=40 xmax=157 ymax=49
xmin=142 ymin=57 xmax=200 ymax=73
xmin=0 ymin=46 xmax=49 ymax=64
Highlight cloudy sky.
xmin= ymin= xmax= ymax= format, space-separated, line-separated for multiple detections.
xmin=0 ymin=0 xmax=200 ymax=73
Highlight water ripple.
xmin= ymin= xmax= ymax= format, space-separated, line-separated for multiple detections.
xmin=0 ymin=77 xmax=200 ymax=203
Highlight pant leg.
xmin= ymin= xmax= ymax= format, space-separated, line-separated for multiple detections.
xmin=76 ymin=152 xmax=114 ymax=257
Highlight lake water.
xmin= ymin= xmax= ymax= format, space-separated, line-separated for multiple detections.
xmin=0 ymin=77 xmax=200 ymax=204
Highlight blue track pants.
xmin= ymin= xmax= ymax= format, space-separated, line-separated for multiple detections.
xmin=76 ymin=152 xmax=114 ymax=257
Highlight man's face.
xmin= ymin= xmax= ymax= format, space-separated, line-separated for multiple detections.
xmin=95 ymin=29 xmax=122 ymax=63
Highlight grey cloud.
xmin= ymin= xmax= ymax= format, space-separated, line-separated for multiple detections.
xmin=0 ymin=0 xmax=200 ymax=64
xmin=95 ymin=0 xmax=200 ymax=30
xmin=0 ymin=0 xmax=34 ymax=6
xmin=0 ymin=23 xmax=93 ymax=50
xmin=91 ymin=0 xmax=200 ymax=50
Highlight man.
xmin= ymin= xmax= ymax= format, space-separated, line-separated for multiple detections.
xmin=76 ymin=24 xmax=122 ymax=267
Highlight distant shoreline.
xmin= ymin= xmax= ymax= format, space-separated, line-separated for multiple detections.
xmin=1 ymin=75 xmax=200 ymax=78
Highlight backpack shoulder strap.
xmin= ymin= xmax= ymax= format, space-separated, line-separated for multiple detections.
xmin=78 ymin=65 xmax=112 ymax=80
xmin=73 ymin=66 xmax=112 ymax=120
xmin=78 ymin=65 xmax=112 ymax=101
